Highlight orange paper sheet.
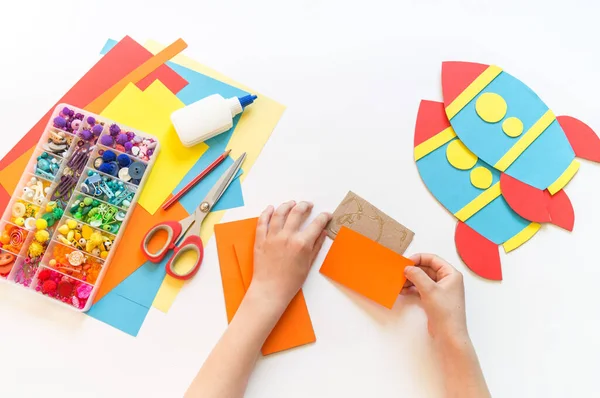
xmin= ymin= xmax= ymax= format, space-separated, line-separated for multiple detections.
xmin=215 ymin=218 xmax=316 ymax=355
xmin=320 ymin=227 xmax=414 ymax=309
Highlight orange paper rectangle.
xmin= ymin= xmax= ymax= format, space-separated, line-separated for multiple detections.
xmin=215 ymin=218 xmax=315 ymax=355
xmin=320 ymin=226 xmax=414 ymax=309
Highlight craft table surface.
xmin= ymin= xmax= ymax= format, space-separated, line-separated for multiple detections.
xmin=1 ymin=1 xmax=599 ymax=397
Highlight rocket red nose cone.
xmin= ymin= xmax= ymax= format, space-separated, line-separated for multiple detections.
xmin=414 ymin=100 xmax=451 ymax=148
xmin=442 ymin=61 xmax=490 ymax=109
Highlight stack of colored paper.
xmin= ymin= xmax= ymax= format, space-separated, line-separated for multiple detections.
xmin=0 ymin=36 xmax=285 ymax=336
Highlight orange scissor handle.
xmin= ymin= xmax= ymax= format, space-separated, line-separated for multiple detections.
xmin=165 ymin=235 xmax=204 ymax=280
xmin=141 ymin=220 xmax=182 ymax=263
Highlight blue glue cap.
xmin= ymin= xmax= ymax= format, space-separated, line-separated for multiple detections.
xmin=238 ymin=94 xmax=258 ymax=109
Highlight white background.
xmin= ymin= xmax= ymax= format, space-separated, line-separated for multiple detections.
xmin=1 ymin=1 xmax=599 ymax=397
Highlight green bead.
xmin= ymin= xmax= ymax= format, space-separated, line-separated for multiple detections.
xmin=74 ymin=212 xmax=82 ymax=220
xmin=92 ymin=200 xmax=100 ymax=207
xmin=83 ymin=197 xmax=93 ymax=206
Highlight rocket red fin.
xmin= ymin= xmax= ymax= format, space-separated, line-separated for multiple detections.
xmin=414 ymin=100 xmax=451 ymax=147
xmin=455 ymin=221 xmax=502 ymax=281
xmin=500 ymin=173 xmax=574 ymax=231
xmin=500 ymin=173 xmax=551 ymax=223
xmin=557 ymin=116 xmax=600 ymax=162
xmin=545 ymin=190 xmax=575 ymax=232
xmin=442 ymin=61 xmax=489 ymax=109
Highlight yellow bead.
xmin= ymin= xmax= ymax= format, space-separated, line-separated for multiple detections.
xmin=446 ymin=139 xmax=478 ymax=170
xmin=14 ymin=217 xmax=25 ymax=226
xmin=502 ymin=117 xmax=524 ymax=137
xmin=470 ymin=166 xmax=493 ymax=189
xmin=35 ymin=218 xmax=48 ymax=230
xmin=58 ymin=224 xmax=70 ymax=235
xmin=81 ymin=225 xmax=93 ymax=240
xmin=49 ymin=259 xmax=57 ymax=267
xmin=475 ymin=92 xmax=507 ymax=123
xmin=67 ymin=219 xmax=78 ymax=229
xmin=100 ymin=251 xmax=108 ymax=259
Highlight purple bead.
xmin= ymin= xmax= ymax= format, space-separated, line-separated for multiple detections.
xmin=147 ymin=149 xmax=154 ymax=157
xmin=79 ymin=129 xmax=93 ymax=141
xmin=71 ymin=120 xmax=81 ymax=131
xmin=92 ymin=125 xmax=103 ymax=136
xmin=109 ymin=124 xmax=121 ymax=136
xmin=100 ymin=135 xmax=114 ymax=146
xmin=75 ymin=112 xmax=83 ymax=120
xmin=116 ymin=133 xmax=128 ymax=145
xmin=61 ymin=107 xmax=71 ymax=115
xmin=124 ymin=142 xmax=133 ymax=152
xmin=126 ymin=132 xmax=135 ymax=141
xmin=87 ymin=116 xmax=96 ymax=125
xmin=53 ymin=116 xmax=67 ymax=129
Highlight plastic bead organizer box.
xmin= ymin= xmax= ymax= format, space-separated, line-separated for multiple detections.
xmin=0 ymin=104 xmax=158 ymax=311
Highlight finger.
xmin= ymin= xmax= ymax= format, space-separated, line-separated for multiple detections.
xmin=300 ymin=212 xmax=332 ymax=245
xmin=268 ymin=201 xmax=296 ymax=235
xmin=404 ymin=266 xmax=436 ymax=295
xmin=310 ymin=230 xmax=327 ymax=264
xmin=403 ymin=265 xmax=438 ymax=287
xmin=255 ymin=205 xmax=274 ymax=246
xmin=284 ymin=201 xmax=313 ymax=232
xmin=409 ymin=253 xmax=455 ymax=279
xmin=400 ymin=286 xmax=420 ymax=297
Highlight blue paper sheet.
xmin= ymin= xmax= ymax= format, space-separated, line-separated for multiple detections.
xmin=89 ymin=39 xmax=248 ymax=335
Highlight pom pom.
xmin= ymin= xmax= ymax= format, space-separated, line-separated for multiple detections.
xmin=41 ymin=280 xmax=57 ymax=294
xmin=53 ymin=116 xmax=67 ymax=129
xmin=102 ymin=150 xmax=117 ymax=163
xmin=38 ymin=269 xmax=51 ymax=281
xmin=87 ymin=116 xmax=96 ymax=125
xmin=35 ymin=218 xmax=48 ymax=230
xmin=53 ymin=208 xmax=64 ymax=219
xmin=28 ymin=241 xmax=44 ymax=257
xmin=34 ymin=230 xmax=50 ymax=243
xmin=79 ymin=129 xmax=93 ymax=141
xmin=92 ymin=124 xmax=103 ymax=136
xmin=109 ymin=124 xmax=121 ymax=136
xmin=116 ymin=133 xmax=129 ymax=145
xmin=117 ymin=154 xmax=132 ymax=167
xmin=61 ymin=107 xmax=71 ymax=115
xmin=100 ymin=135 xmax=114 ymax=146
xmin=124 ymin=142 xmax=133 ymax=152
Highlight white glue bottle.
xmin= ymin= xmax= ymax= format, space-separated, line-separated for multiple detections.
xmin=171 ymin=94 xmax=258 ymax=147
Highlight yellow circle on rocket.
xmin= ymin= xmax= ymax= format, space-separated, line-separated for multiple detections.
xmin=476 ymin=92 xmax=507 ymax=123
xmin=446 ymin=140 xmax=478 ymax=170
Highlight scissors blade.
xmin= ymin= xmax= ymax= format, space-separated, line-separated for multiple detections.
xmin=185 ymin=153 xmax=247 ymax=238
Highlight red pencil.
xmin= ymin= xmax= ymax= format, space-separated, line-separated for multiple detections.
xmin=161 ymin=149 xmax=232 ymax=211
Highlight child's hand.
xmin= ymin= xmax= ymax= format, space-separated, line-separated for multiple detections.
xmin=248 ymin=201 xmax=332 ymax=315
xmin=403 ymin=254 xmax=468 ymax=343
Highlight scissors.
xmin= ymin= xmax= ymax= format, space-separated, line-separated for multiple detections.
xmin=141 ymin=153 xmax=246 ymax=280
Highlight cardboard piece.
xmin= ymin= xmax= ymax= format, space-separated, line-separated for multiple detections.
xmin=558 ymin=116 xmax=600 ymax=162
xmin=320 ymin=226 xmax=414 ymax=309
xmin=0 ymin=35 xmax=187 ymax=172
xmin=455 ymin=221 xmax=502 ymax=281
xmin=215 ymin=218 xmax=316 ymax=355
xmin=500 ymin=173 xmax=574 ymax=231
xmin=326 ymin=191 xmax=414 ymax=255
xmin=100 ymin=81 xmax=209 ymax=215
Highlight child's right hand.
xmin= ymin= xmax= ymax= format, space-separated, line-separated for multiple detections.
xmin=403 ymin=254 xmax=468 ymax=344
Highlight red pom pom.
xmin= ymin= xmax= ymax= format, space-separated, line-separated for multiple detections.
xmin=57 ymin=280 xmax=74 ymax=297
xmin=41 ymin=280 xmax=57 ymax=294
xmin=38 ymin=269 xmax=51 ymax=281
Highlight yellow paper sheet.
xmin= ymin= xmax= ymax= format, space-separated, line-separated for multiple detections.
xmin=146 ymin=40 xmax=286 ymax=312
xmin=101 ymin=82 xmax=209 ymax=215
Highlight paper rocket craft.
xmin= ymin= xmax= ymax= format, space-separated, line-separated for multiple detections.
xmin=441 ymin=61 xmax=600 ymax=224
xmin=415 ymin=61 xmax=600 ymax=280
xmin=414 ymin=100 xmax=541 ymax=280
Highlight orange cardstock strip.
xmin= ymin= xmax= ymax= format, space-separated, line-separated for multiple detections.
xmin=93 ymin=201 xmax=188 ymax=303
xmin=214 ymin=219 xmax=255 ymax=323
xmin=216 ymin=218 xmax=316 ymax=355
xmin=320 ymin=226 xmax=414 ymax=309
xmin=85 ymin=38 xmax=188 ymax=114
